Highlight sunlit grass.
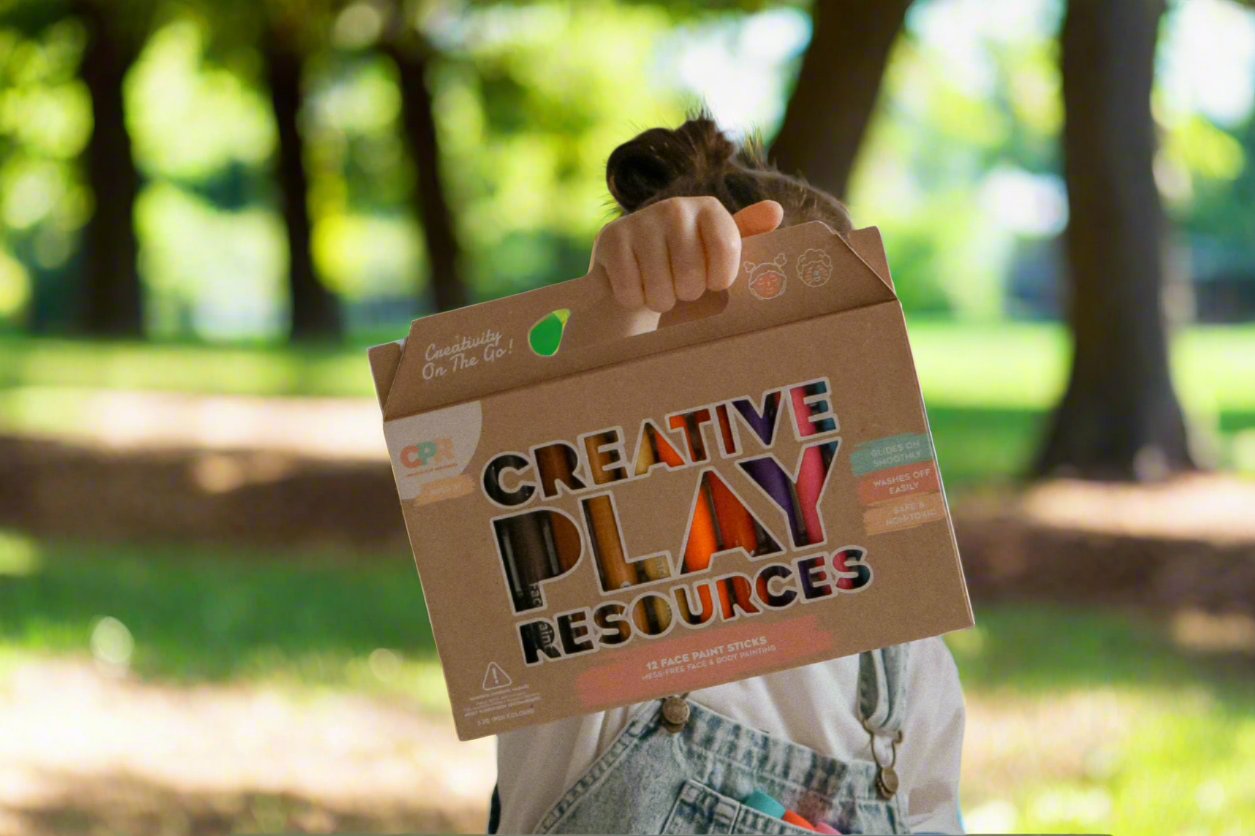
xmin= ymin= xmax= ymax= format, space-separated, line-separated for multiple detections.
xmin=950 ymin=604 xmax=1255 ymax=836
xmin=3 ymin=322 xmax=1252 ymax=403
xmin=0 ymin=533 xmax=449 ymax=711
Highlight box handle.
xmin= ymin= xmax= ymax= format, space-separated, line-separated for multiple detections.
xmin=559 ymin=223 xmax=818 ymax=353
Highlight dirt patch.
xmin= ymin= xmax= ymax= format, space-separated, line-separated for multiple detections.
xmin=0 ymin=436 xmax=407 ymax=549
xmin=0 ymin=658 xmax=492 ymax=836
xmin=5 ymin=421 xmax=1254 ymax=608
xmin=956 ymin=476 xmax=1255 ymax=616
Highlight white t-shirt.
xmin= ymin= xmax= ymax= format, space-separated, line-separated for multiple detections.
xmin=495 ymin=636 xmax=965 ymax=834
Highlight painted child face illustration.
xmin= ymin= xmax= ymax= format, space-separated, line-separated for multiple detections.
xmin=797 ymin=247 xmax=834 ymax=288
xmin=744 ymin=253 xmax=789 ymax=300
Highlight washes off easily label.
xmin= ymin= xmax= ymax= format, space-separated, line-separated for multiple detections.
xmin=383 ymin=401 xmax=483 ymax=503
xmin=852 ymin=433 xmax=944 ymax=534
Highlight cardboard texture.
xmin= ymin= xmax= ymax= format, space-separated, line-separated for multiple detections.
xmin=370 ymin=221 xmax=973 ymax=741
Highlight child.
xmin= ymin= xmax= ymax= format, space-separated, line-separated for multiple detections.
xmin=490 ymin=117 xmax=966 ymax=835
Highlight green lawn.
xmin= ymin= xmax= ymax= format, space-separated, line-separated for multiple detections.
xmin=0 ymin=531 xmax=1251 ymax=835
xmin=0 ymin=530 xmax=450 ymax=711
xmin=2 ymin=322 xmax=1253 ymax=486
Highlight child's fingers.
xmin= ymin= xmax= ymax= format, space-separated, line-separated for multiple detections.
xmin=698 ymin=199 xmax=743 ymax=292
xmin=669 ymin=211 xmax=708 ymax=303
xmin=732 ymin=200 xmax=784 ymax=238
xmin=592 ymin=229 xmax=645 ymax=310
xmin=634 ymin=230 xmax=677 ymax=313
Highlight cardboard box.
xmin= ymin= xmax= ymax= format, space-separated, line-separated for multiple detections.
xmin=369 ymin=221 xmax=973 ymax=741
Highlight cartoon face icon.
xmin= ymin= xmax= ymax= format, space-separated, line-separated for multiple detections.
xmin=744 ymin=253 xmax=788 ymax=300
xmin=796 ymin=248 xmax=834 ymax=288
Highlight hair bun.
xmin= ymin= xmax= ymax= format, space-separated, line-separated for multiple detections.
xmin=606 ymin=117 xmax=737 ymax=212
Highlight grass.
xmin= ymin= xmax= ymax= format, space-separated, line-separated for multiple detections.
xmin=0 ymin=531 xmax=450 ymax=711
xmin=4 ymin=322 xmax=1254 ymax=487
xmin=1 ymin=530 xmax=1252 ymax=834
xmin=4 ymin=320 xmax=1253 ymax=403
xmin=947 ymin=605 xmax=1255 ymax=836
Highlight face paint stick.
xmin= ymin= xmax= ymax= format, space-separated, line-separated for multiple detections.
xmin=631 ymin=425 xmax=672 ymax=633
xmin=742 ymin=790 xmax=786 ymax=819
xmin=660 ymin=413 xmax=731 ymax=618
xmin=783 ymin=809 xmax=816 ymax=831
xmin=583 ymin=433 xmax=636 ymax=593
xmin=709 ymin=406 xmax=762 ymax=613
xmin=733 ymin=397 xmax=805 ymax=545
xmin=486 ymin=459 xmax=557 ymax=649
xmin=534 ymin=443 xmax=584 ymax=572
xmin=804 ymin=382 xmax=838 ymax=472
xmin=789 ymin=385 xmax=828 ymax=545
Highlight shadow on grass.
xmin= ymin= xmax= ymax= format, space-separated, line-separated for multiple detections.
xmin=3 ymin=767 xmax=484 ymax=836
xmin=0 ymin=538 xmax=436 ymax=683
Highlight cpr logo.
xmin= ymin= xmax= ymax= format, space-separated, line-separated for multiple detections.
xmin=400 ymin=438 xmax=454 ymax=469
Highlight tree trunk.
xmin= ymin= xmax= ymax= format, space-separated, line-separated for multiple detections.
xmin=75 ymin=2 xmax=143 ymax=336
xmin=1033 ymin=0 xmax=1196 ymax=481
xmin=386 ymin=40 xmax=466 ymax=312
xmin=264 ymin=36 xmax=342 ymax=341
xmin=769 ymin=0 xmax=914 ymax=200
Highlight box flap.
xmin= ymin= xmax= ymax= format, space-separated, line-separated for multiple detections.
xmin=847 ymin=227 xmax=893 ymax=290
xmin=368 ymin=339 xmax=405 ymax=409
xmin=371 ymin=222 xmax=896 ymax=420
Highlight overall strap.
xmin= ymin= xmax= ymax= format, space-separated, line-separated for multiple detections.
xmin=857 ymin=643 xmax=909 ymax=736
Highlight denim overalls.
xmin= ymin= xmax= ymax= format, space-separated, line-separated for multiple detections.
xmin=489 ymin=645 xmax=912 ymax=835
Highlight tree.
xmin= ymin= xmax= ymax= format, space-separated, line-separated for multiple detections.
xmin=9 ymin=0 xmax=157 ymax=337
xmin=770 ymin=0 xmax=915 ymax=200
xmin=199 ymin=0 xmax=466 ymax=323
xmin=67 ymin=1 xmax=146 ymax=335
xmin=261 ymin=14 xmax=344 ymax=340
xmin=1032 ymin=0 xmax=1197 ymax=481
xmin=377 ymin=7 xmax=466 ymax=313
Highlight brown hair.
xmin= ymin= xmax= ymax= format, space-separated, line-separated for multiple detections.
xmin=605 ymin=115 xmax=853 ymax=235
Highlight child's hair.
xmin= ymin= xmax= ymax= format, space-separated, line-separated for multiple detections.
xmin=606 ymin=115 xmax=853 ymax=235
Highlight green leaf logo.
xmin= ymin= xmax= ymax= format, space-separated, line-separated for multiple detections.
xmin=528 ymin=309 xmax=569 ymax=356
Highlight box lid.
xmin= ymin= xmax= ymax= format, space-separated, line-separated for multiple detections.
xmin=370 ymin=223 xmax=896 ymax=420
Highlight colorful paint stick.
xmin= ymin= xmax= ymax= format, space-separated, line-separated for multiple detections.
xmin=534 ymin=443 xmax=584 ymax=572
xmin=783 ymin=809 xmax=816 ymax=831
xmin=789 ymin=385 xmax=828 ymax=545
xmin=733 ymin=396 xmax=806 ymax=546
xmin=582 ymin=433 xmax=636 ymax=593
xmin=631 ymin=425 xmax=673 ymax=633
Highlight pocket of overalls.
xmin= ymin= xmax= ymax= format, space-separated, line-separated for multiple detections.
xmin=659 ymin=778 xmax=823 ymax=836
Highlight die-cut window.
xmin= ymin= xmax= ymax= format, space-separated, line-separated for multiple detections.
xmin=529 ymin=309 xmax=569 ymax=356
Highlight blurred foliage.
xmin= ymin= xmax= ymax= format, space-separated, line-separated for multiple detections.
xmin=434 ymin=3 xmax=690 ymax=299
xmin=849 ymin=2 xmax=1067 ymax=318
xmin=0 ymin=0 xmax=1253 ymax=336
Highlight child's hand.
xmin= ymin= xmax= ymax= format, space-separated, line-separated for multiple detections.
xmin=589 ymin=197 xmax=784 ymax=312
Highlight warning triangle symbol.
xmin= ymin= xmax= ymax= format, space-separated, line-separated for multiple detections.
xmin=483 ymin=661 xmax=512 ymax=691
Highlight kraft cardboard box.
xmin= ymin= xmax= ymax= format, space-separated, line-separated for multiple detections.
xmin=369 ymin=221 xmax=973 ymax=741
